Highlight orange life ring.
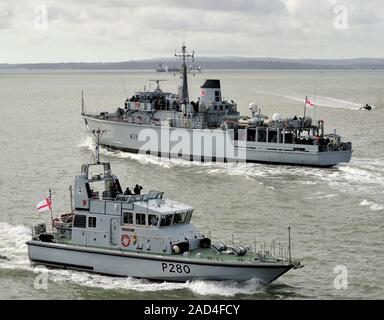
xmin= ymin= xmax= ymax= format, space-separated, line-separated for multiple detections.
xmin=121 ymin=234 xmax=130 ymax=247
xmin=135 ymin=101 xmax=141 ymax=109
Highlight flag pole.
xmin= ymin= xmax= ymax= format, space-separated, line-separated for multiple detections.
xmin=303 ymin=96 xmax=307 ymax=127
xmin=69 ymin=185 xmax=73 ymax=213
xmin=49 ymin=189 xmax=54 ymax=231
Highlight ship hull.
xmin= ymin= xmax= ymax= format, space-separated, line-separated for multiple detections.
xmin=84 ymin=116 xmax=352 ymax=167
xmin=27 ymin=241 xmax=292 ymax=283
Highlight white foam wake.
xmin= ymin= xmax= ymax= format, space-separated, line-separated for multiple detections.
xmin=0 ymin=222 xmax=31 ymax=270
xmin=47 ymin=271 xmax=264 ymax=296
xmin=360 ymin=199 xmax=384 ymax=211
xmin=254 ymin=89 xmax=367 ymax=110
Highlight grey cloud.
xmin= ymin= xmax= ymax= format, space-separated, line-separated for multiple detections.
xmin=0 ymin=0 xmax=383 ymax=62
xmin=164 ymin=0 xmax=286 ymax=14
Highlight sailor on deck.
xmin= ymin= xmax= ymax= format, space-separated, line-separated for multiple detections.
xmin=134 ymin=184 xmax=143 ymax=195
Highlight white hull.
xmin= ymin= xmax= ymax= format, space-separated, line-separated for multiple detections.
xmin=84 ymin=116 xmax=352 ymax=167
xmin=27 ymin=241 xmax=293 ymax=283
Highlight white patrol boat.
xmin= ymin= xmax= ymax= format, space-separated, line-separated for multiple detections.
xmin=26 ymin=130 xmax=302 ymax=283
xmin=82 ymin=44 xmax=352 ymax=167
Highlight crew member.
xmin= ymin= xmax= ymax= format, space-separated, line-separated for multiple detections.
xmin=134 ymin=184 xmax=143 ymax=195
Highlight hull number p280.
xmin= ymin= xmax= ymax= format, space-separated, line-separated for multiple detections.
xmin=161 ymin=263 xmax=190 ymax=273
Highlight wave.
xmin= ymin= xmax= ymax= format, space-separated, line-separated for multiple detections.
xmin=360 ymin=199 xmax=384 ymax=211
xmin=0 ymin=222 xmax=31 ymax=270
xmin=48 ymin=271 xmax=264 ymax=296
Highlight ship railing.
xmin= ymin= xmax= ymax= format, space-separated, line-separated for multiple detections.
xmin=115 ymin=191 xmax=164 ymax=203
xmin=53 ymin=228 xmax=72 ymax=242
xmin=319 ymin=141 xmax=352 ymax=152
xmin=204 ymin=231 xmax=292 ymax=262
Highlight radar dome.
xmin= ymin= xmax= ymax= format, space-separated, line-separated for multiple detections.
xmin=272 ymin=113 xmax=283 ymax=121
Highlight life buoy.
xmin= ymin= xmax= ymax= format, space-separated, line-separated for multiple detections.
xmin=121 ymin=234 xmax=130 ymax=247
xmin=135 ymin=101 xmax=141 ymax=109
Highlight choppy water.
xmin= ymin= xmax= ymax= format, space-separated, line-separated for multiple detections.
xmin=0 ymin=69 xmax=383 ymax=299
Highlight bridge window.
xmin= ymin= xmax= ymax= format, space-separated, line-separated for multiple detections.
xmin=136 ymin=213 xmax=146 ymax=225
xmin=123 ymin=211 xmax=134 ymax=224
xmin=148 ymin=214 xmax=159 ymax=227
xmin=73 ymin=215 xmax=86 ymax=228
xmin=185 ymin=211 xmax=193 ymax=223
xmin=160 ymin=214 xmax=173 ymax=226
xmin=215 ymin=91 xmax=220 ymax=102
xmin=173 ymin=212 xmax=187 ymax=224
xmin=88 ymin=216 xmax=97 ymax=228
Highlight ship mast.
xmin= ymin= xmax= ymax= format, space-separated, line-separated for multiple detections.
xmin=175 ymin=44 xmax=194 ymax=104
xmin=91 ymin=128 xmax=106 ymax=164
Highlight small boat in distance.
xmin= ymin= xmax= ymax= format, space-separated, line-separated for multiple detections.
xmin=26 ymin=129 xmax=302 ymax=283
xmin=360 ymin=104 xmax=372 ymax=111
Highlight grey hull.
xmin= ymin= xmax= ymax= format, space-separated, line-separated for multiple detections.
xmin=27 ymin=241 xmax=293 ymax=283
xmin=84 ymin=116 xmax=352 ymax=167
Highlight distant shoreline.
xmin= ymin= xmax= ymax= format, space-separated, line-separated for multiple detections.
xmin=0 ymin=68 xmax=383 ymax=73
xmin=1 ymin=57 xmax=384 ymax=70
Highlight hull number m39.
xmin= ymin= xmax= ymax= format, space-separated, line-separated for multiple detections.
xmin=130 ymin=133 xmax=138 ymax=140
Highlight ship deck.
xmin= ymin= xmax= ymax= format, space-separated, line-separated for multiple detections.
xmin=49 ymin=236 xmax=291 ymax=266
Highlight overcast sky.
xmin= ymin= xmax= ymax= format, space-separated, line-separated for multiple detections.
xmin=0 ymin=0 xmax=383 ymax=63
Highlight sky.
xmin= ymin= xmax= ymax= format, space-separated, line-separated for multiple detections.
xmin=0 ymin=0 xmax=383 ymax=63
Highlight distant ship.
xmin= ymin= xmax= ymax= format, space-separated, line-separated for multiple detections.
xmin=82 ymin=45 xmax=352 ymax=167
xmin=26 ymin=130 xmax=302 ymax=283
xmin=156 ymin=63 xmax=180 ymax=73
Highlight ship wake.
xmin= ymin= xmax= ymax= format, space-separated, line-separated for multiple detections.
xmin=254 ymin=89 xmax=373 ymax=110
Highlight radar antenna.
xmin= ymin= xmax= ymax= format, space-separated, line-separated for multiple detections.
xmin=149 ymin=79 xmax=166 ymax=92
xmin=90 ymin=128 xmax=107 ymax=164
xmin=175 ymin=44 xmax=195 ymax=104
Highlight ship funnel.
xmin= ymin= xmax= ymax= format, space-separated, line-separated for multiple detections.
xmin=200 ymin=79 xmax=221 ymax=107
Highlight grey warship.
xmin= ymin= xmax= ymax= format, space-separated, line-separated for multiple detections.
xmin=82 ymin=45 xmax=352 ymax=167
xmin=26 ymin=130 xmax=301 ymax=283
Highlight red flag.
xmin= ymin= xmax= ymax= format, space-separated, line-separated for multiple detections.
xmin=37 ymin=198 xmax=52 ymax=213
xmin=305 ymin=97 xmax=314 ymax=108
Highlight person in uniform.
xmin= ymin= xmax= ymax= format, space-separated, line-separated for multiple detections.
xmin=124 ymin=187 xmax=132 ymax=195
xmin=134 ymin=184 xmax=143 ymax=195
